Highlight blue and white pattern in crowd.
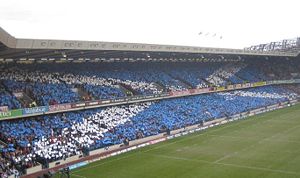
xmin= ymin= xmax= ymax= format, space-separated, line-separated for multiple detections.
xmin=0 ymin=86 xmax=297 ymax=167
xmin=0 ymin=61 xmax=286 ymax=109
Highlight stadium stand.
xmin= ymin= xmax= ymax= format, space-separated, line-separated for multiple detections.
xmin=1 ymin=59 xmax=299 ymax=109
xmin=0 ymin=85 xmax=298 ymax=177
xmin=0 ymin=27 xmax=299 ymax=178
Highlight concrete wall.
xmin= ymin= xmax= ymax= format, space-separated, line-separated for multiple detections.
xmin=26 ymin=164 xmax=42 ymax=175
xmin=204 ymin=118 xmax=226 ymax=126
xmin=49 ymin=154 xmax=83 ymax=168
xmin=90 ymin=145 xmax=121 ymax=156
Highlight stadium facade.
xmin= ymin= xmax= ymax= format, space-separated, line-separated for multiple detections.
xmin=0 ymin=26 xmax=299 ymax=61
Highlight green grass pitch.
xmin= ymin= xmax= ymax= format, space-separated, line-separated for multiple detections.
xmin=66 ymin=104 xmax=300 ymax=178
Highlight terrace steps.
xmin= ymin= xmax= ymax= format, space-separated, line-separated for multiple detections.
xmin=77 ymin=86 xmax=94 ymax=101
xmin=165 ymin=72 xmax=192 ymax=89
xmin=20 ymin=93 xmax=36 ymax=108
xmin=199 ymin=77 xmax=213 ymax=87
xmin=155 ymin=81 xmax=168 ymax=92
xmin=118 ymin=83 xmax=135 ymax=96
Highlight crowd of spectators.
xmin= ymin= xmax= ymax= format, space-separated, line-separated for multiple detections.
xmin=1 ymin=60 xmax=299 ymax=109
xmin=0 ymin=90 xmax=21 ymax=110
xmin=0 ymin=85 xmax=298 ymax=177
xmin=0 ymin=54 xmax=300 ymax=178
xmin=206 ymin=63 xmax=246 ymax=86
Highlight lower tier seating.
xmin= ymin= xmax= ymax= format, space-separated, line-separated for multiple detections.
xmin=0 ymin=85 xmax=298 ymax=177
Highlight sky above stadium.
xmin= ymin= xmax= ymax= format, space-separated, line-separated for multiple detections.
xmin=0 ymin=0 xmax=299 ymax=49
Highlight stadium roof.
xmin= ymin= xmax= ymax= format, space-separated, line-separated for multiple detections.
xmin=0 ymin=27 xmax=299 ymax=61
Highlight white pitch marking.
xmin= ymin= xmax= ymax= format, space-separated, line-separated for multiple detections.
xmin=146 ymin=153 xmax=300 ymax=176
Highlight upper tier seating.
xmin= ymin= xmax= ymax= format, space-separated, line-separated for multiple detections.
xmin=0 ymin=59 xmax=299 ymax=108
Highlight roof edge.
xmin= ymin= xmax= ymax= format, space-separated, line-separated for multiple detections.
xmin=0 ymin=27 xmax=298 ymax=57
xmin=0 ymin=27 xmax=17 ymax=48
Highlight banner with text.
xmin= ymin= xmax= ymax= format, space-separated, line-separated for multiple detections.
xmin=49 ymin=104 xmax=72 ymax=112
xmin=252 ymin=81 xmax=267 ymax=87
xmin=170 ymin=90 xmax=191 ymax=96
xmin=0 ymin=109 xmax=23 ymax=120
xmin=0 ymin=106 xmax=8 ymax=112
xmin=22 ymin=106 xmax=49 ymax=115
